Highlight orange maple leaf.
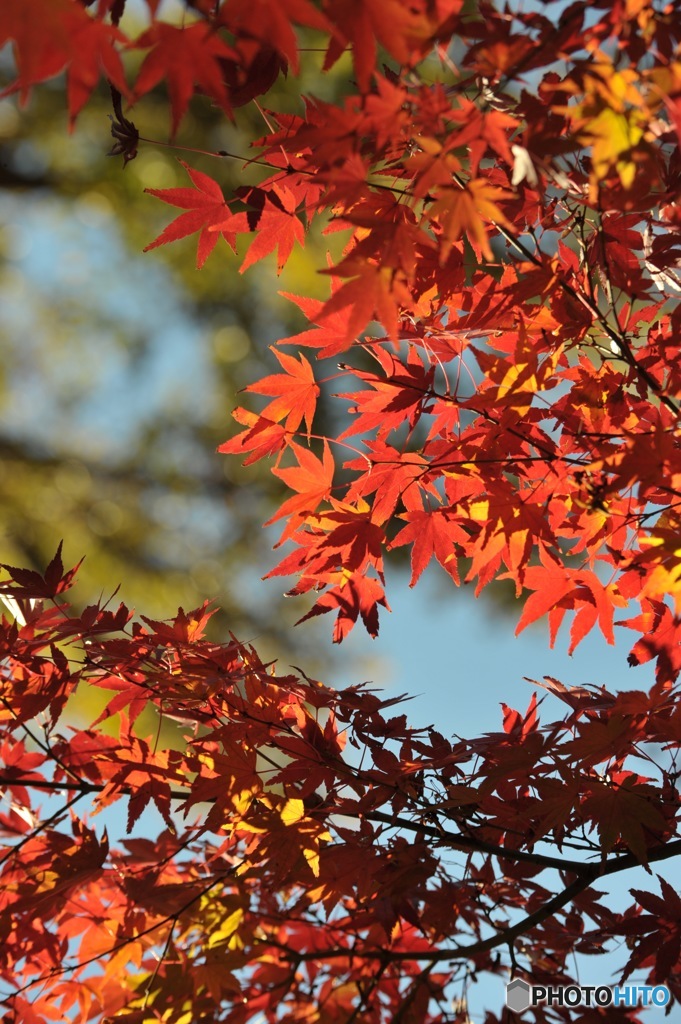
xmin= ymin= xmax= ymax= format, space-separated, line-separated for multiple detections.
xmin=245 ymin=349 xmax=319 ymax=434
xmin=268 ymin=441 xmax=335 ymax=541
xmin=516 ymin=558 xmax=626 ymax=653
xmin=278 ymin=292 xmax=361 ymax=359
xmin=218 ymin=407 xmax=289 ymax=465
xmin=427 ymin=178 xmax=513 ymax=261
xmin=320 ymin=258 xmax=409 ymax=343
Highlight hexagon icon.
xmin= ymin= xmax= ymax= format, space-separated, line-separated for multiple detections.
xmin=506 ymin=979 xmax=531 ymax=1013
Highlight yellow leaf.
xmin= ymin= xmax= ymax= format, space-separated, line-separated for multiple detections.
xmin=583 ymin=107 xmax=644 ymax=186
xmin=497 ymin=361 xmax=538 ymax=413
xmin=280 ymin=797 xmax=305 ymax=826
xmin=469 ymin=500 xmax=489 ymax=521
xmin=207 ymin=908 xmax=244 ymax=950
xmin=636 ymin=512 xmax=681 ymax=611
xmin=302 ymin=843 xmax=321 ymax=877
xmin=557 ymin=55 xmax=649 ymax=192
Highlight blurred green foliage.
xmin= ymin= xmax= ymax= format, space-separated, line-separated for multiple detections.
xmin=0 ymin=43 xmax=358 ymax=670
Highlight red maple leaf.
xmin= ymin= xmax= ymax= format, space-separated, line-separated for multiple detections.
xmin=625 ymin=877 xmax=681 ymax=982
xmin=338 ymin=346 xmax=435 ymax=441
xmin=244 ymin=348 xmax=319 ymax=434
xmin=217 ymin=40 xmax=288 ymax=108
xmin=314 ymin=501 xmax=386 ymax=577
xmin=1 ymin=542 xmax=82 ymax=599
xmin=298 ymin=571 xmax=390 ymax=641
xmin=278 ymin=292 xmax=358 ymax=359
xmin=217 ymin=0 xmax=333 ymax=73
xmin=218 ymin=407 xmax=289 ymax=464
xmin=0 ymin=0 xmax=127 ymax=121
xmin=345 ymin=442 xmax=435 ymax=526
xmin=582 ymin=773 xmax=667 ymax=865
xmin=323 ymin=0 xmax=445 ymax=92
xmin=268 ymin=441 xmax=335 ymax=541
xmin=619 ymin=600 xmax=681 ymax=686
xmin=144 ymin=160 xmax=243 ymax=269
xmin=132 ymin=21 xmax=234 ymax=138
xmin=515 ymin=554 xmax=626 ymax=653
xmin=391 ymin=509 xmax=466 ymax=587
xmin=231 ymin=183 xmax=306 ymax=274
xmin=319 ymin=256 xmax=410 ymax=343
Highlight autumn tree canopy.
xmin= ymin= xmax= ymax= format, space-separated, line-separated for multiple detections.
xmin=2 ymin=0 xmax=681 ymax=1020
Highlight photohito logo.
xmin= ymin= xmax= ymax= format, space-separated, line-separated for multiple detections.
xmin=505 ymin=979 xmax=670 ymax=1013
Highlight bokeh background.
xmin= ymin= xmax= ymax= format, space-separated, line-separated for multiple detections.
xmin=0 ymin=59 xmax=342 ymax=658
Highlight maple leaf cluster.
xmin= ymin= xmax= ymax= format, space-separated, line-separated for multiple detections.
xmin=3 ymin=0 xmax=681 ymax=1018
xmin=1 ymin=554 xmax=681 ymax=1022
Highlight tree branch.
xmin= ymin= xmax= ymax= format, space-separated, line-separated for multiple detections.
xmin=286 ymin=833 xmax=681 ymax=965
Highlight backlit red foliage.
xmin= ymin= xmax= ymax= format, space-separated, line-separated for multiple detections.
xmin=2 ymin=0 xmax=681 ymax=1019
